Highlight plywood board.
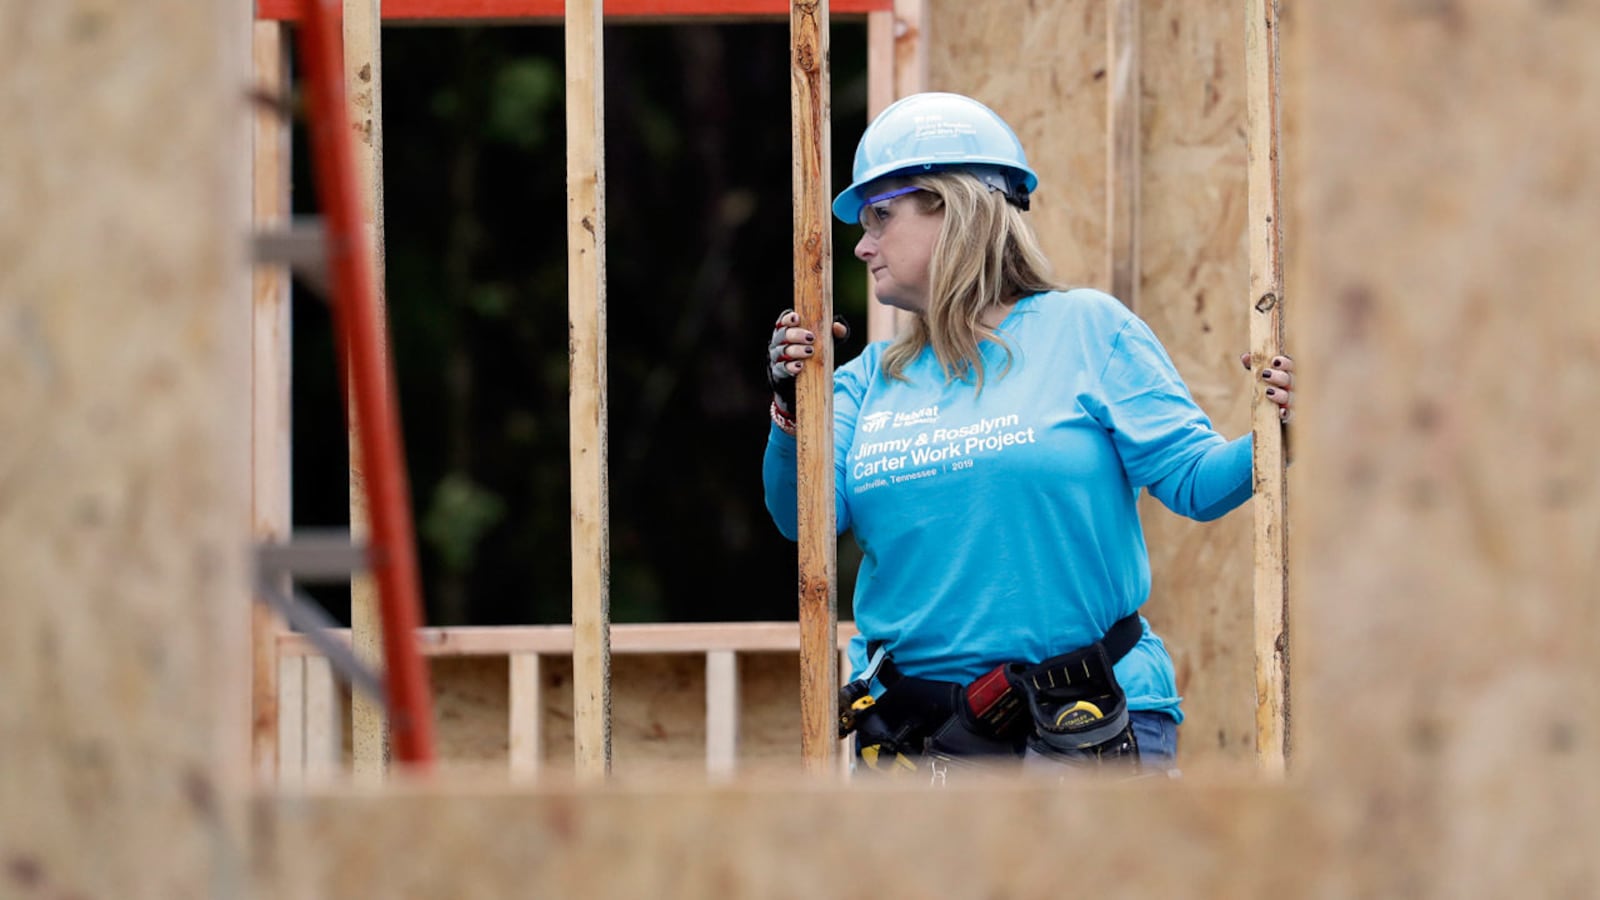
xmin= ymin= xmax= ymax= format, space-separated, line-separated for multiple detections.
xmin=1135 ymin=0 xmax=1257 ymax=769
xmin=929 ymin=1 xmax=1109 ymax=290
xmin=930 ymin=0 xmax=1258 ymax=769
xmin=0 ymin=2 xmax=252 ymax=894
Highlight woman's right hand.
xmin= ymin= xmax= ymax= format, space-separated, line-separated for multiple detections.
xmin=767 ymin=309 xmax=850 ymax=416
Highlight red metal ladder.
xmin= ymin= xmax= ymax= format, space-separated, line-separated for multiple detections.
xmin=252 ymin=0 xmax=437 ymax=769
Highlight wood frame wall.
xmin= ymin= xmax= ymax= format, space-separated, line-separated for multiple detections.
xmin=11 ymin=0 xmax=1598 ymax=895
xmin=253 ymin=0 xmax=1288 ymax=780
xmin=249 ymin=0 xmax=936 ymax=781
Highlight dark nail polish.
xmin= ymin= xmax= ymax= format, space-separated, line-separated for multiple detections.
xmin=805 ymin=334 xmax=815 ymax=343
xmin=1272 ymin=358 xmax=1284 ymax=368
xmin=1261 ymin=370 xmax=1272 ymax=380
xmin=1265 ymin=387 xmax=1276 ymax=396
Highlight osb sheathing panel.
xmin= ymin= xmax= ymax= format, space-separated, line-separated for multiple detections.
xmin=255 ymin=1 xmax=1600 ymax=894
xmin=928 ymin=1 xmax=1109 ymax=290
xmin=263 ymin=782 xmax=1333 ymax=899
xmin=0 ymin=2 xmax=253 ymax=897
xmin=1135 ymin=0 xmax=1257 ymax=766
xmin=1288 ymin=2 xmax=1600 ymax=889
xmin=12 ymin=1 xmax=1600 ymax=896
xmin=930 ymin=0 xmax=1257 ymax=767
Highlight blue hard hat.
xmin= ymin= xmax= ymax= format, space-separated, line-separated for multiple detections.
xmin=833 ymin=92 xmax=1039 ymax=224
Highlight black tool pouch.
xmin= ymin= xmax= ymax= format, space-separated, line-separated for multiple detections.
xmin=923 ymin=663 xmax=1031 ymax=761
xmin=851 ymin=676 xmax=958 ymax=757
xmin=1015 ymin=641 xmax=1136 ymax=764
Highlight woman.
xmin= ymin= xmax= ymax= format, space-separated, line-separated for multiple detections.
xmin=762 ymin=93 xmax=1293 ymax=778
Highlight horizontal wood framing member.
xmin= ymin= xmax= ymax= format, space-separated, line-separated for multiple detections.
xmin=256 ymin=0 xmax=890 ymax=22
xmin=278 ymin=621 xmax=860 ymax=657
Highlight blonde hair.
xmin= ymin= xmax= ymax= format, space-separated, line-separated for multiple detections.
xmin=878 ymin=172 xmax=1066 ymax=392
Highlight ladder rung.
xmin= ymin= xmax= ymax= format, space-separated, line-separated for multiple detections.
xmin=251 ymin=218 xmax=330 ymax=296
xmin=256 ymin=532 xmax=369 ymax=582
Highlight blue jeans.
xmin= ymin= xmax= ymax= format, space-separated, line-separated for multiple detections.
xmin=1129 ymin=710 xmax=1180 ymax=773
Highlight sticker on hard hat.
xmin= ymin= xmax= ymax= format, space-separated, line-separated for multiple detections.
xmin=913 ymin=121 xmax=978 ymax=139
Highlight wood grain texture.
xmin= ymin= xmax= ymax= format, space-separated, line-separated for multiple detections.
xmin=509 ymin=653 xmax=543 ymax=780
xmin=0 ymin=1 xmax=252 ymax=893
xmin=705 ymin=651 xmax=740 ymax=777
xmin=251 ymin=20 xmax=293 ymax=785
xmin=931 ymin=0 xmax=1258 ymax=770
xmin=1287 ymin=0 xmax=1600 ymax=890
xmin=929 ymin=1 xmax=1108 ymax=291
xmin=790 ymin=0 xmax=839 ymax=773
xmin=566 ymin=0 xmax=613 ymax=780
xmin=1106 ymin=0 xmax=1140 ymax=307
xmin=343 ymin=0 xmax=390 ymax=782
xmin=257 ymin=0 xmax=893 ymax=20
xmin=1245 ymin=0 xmax=1289 ymax=774
xmin=1130 ymin=0 xmax=1257 ymax=771
xmin=861 ymin=0 xmax=923 ymax=343
xmin=278 ymin=658 xmax=307 ymax=786
xmin=863 ymin=10 xmax=897 ymax=343
xmin=258 ymin=782 xmax=1336 ymax=897
xmin=278 ymin=620 xmax=861 ymax=656
xmin=10 ymin=1 xmax=1600 ymax=894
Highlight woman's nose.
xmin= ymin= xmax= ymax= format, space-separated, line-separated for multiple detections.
xmin=854 ymin=233 xmax=875 ymax=261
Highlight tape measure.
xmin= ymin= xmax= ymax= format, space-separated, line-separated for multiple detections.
xmin=1053 ymin=700 xmax=1104 ymax=730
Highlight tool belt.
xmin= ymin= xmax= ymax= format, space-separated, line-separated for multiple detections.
xmin=839 ymin=612 xmax=1144 ymax=773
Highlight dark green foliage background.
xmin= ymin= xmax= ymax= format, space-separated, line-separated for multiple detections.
xmin=292 ymin=22 xmax=871 ymax=627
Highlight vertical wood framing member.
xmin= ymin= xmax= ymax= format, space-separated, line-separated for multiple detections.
xmin=277 ymin=657 xmax=308 ymax=786
xmin=863 ymin=0 xmax=926 ymax=342
xmin=1106 ymin=0 xmax=1140 ymax=308
xmin=304 ymin=656 xmax=342 ymax=784
xmin=790 ymin=0 xmax=838 ymax=773
xmin=864 ymin=10 xmax=896 ymax=342
xmin=566 ymin=0 xmax=613 ymax=781
xmin=509 ymin=652 xmax=543 ymax=780
xmin=706 ymin=650 xmax=740 ymax=778
xmin=1246 ymin=0 xmax=1289 ymax=774
xmin=892 ymin=0 xmax=927 ymax=101
xmin=341 ymin=0 xmax=391 ymax=781
xmin=252 ymin=19 xmax=293 ymax=784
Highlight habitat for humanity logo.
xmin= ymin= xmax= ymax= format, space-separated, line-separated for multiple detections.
xmin=860 ymin=406 xmax=941 ymax=434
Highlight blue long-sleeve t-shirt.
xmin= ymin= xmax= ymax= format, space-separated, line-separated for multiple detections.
xmin=762 ymin=289 xmax=1254 ymax=722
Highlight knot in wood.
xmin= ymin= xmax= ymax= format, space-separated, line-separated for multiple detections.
xmin=1255 ymin=292 xmax=1279 ymax=313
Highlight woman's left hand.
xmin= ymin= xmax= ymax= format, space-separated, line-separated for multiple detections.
xmin=1240 ymin=354 xmax=1295 ymax=425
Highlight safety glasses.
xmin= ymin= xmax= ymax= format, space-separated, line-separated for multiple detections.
xmin=858 ymin=186 xmax=928 ymax=238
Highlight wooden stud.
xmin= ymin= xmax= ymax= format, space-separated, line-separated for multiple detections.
xmin=863 ymin=10 xmax=897 ymax=343
xmin=277 ymin=657 xmax=308 ymax=786
xmin=566 ymin=0 xmax=613 ymax=782
xmin=705 ymin=650 xmax=740 ymax=778
xmin=1106 ymin=0 xmax=1140 ymax=309
xmin=790 ymin=0 xmax=838 ymax=775
xmin=509 ymin=653 xmax=543 ymax=781
xmin=252 ymin=19 xmax=294 ymax=785
xmin=892 ymin=0 xmax=926 ymax=99
xmin=1246 ymin=0 xmax=1289 ymax=775
xmin=859 ymin=0 xmax=924 ymax=343
xmin=305 ymin=656 xmax=342 ymax=784
xmin=341 ymin=0 xmax=392 ymax=782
